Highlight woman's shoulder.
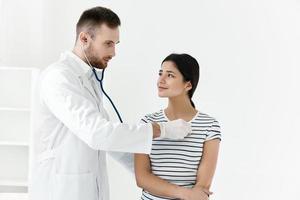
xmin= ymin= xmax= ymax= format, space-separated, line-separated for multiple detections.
xmin=196 ymin=112 xmax=221 ymax=141
xmin=141 ymin=109 xmax=166 ymax=123
xmin=195 ymin=111 xmax=220 ymax=125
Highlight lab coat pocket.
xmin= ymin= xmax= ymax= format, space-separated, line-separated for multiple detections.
xmin=53 ymin=172 xmax=97 ymax=200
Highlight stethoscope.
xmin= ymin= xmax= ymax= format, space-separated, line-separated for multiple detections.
xmin=82 ymin=47 xmax=123 ymax=123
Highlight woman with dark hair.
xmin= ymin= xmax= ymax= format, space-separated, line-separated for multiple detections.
xmin=135 ymin=53 xmax=221 ymax=200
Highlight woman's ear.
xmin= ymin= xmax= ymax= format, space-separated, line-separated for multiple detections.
xmin=185 ymin=81 xmax=192 ymax=92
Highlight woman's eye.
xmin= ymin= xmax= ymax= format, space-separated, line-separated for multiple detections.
xmin=158 ymin=72 xmax=162 ymax=76
xmin=168 ymin=74 xmax=174 ymax=78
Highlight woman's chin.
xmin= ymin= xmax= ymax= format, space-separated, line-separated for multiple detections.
xmin=158 ymin=93 xmax=168 ymax=98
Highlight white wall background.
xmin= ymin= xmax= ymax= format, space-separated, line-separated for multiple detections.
xmin=1 ymin=0 xmax=300 ymax=199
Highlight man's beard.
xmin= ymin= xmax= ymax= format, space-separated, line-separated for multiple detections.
xmin=87 ymin=54 xmax=106 ymax=69
xmin=85 ymin=48 xmax=106 ymax=69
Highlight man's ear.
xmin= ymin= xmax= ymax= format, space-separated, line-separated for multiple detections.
xmin=79 ymin=32 xmax=90 ymax=46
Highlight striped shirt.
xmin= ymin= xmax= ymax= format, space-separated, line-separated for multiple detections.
xmin=140 ymin=110 xmax=221 ymax=200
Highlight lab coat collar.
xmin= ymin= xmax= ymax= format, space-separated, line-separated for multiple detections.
xmin=62 ymin=51 xmax=103 ymax=80
xmin=61 ymin=51 xmax=104 ymax=103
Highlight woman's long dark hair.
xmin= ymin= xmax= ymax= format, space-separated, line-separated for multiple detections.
xmin=162 ymin=53 xmax=200 ymax=108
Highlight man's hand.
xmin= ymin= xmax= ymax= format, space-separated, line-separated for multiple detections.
xmin=158 ymin=119 xmax=192 ymax=140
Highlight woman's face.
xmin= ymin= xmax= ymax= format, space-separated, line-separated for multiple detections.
xmin=157 ymin=61 xmax=191 ymax=98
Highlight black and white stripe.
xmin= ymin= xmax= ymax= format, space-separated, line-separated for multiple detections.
xmin=140 ymin=110 xmax=221 ymax=200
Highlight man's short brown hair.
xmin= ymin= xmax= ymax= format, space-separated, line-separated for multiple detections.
xmin=76 ymin=6 xmax=121 ymax=40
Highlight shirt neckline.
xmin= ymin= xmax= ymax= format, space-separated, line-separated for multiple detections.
xmin=161 ymin=109 xmax=200 ymax=123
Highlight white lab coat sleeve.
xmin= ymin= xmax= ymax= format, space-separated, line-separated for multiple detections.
xmin=40 ymin=67 xmax=153 ymax=153
xmin=108 ymin=115 xmax=153 ymax=174
xmin=108 ymin=152 xmax=134 ymax=174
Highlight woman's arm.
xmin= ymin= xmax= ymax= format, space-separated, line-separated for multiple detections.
xmin=134 ymin=153 xmax=185 ymax=199
xmin=194 ymin=139 xmax=220 ymax=193
xmin=134 ymin=154 xmax=208 ymax=200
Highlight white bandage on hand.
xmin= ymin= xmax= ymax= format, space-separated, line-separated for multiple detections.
xmin=158 ymin=119 xmax=192 ymax=140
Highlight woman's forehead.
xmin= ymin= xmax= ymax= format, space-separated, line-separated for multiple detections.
xmin=161 ymin=61 xmax=179 ymax=72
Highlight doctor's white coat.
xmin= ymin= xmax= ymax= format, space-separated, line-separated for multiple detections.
xmin=30 ymin=51 xmax=153 ymax=200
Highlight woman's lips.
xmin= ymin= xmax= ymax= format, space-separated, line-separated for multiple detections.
xmin=158 ymin=86 xmax=168 ymax=90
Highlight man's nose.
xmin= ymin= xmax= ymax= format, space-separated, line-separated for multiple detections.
xmin=111 ymin=46 xmax=116 ymax=57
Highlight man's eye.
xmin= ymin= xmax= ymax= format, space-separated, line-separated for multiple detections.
xmin=158 ymin=72 xmax=162 ymax=76
xmin=168 ymin=74 xmax=174 ymax=78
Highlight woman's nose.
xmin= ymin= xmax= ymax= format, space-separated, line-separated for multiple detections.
xmin=158 ymin=75 xmax=166 ymax=83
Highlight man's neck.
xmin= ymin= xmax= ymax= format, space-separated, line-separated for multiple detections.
xmin=72 ymin=46 xmax=86 ymax=62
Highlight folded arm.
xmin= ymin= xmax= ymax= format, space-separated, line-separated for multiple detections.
xmin=194 ymin=139 xmax=220 ymax=197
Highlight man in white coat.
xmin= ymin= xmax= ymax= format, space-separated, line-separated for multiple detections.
xmin=30 ymin=6 xmax=191 ymax=200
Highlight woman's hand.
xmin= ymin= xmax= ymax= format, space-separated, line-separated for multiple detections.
xmin=181 ymin=187 xmax=211 ymax=200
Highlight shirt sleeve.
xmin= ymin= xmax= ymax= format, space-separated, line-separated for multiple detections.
xmin=40 ymin=67 xmax=153 ymax=153
xmin=139 ymin=115 xmax=152 ymax=124
xmin=205 ymin=120 xmax=222 ymax=141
